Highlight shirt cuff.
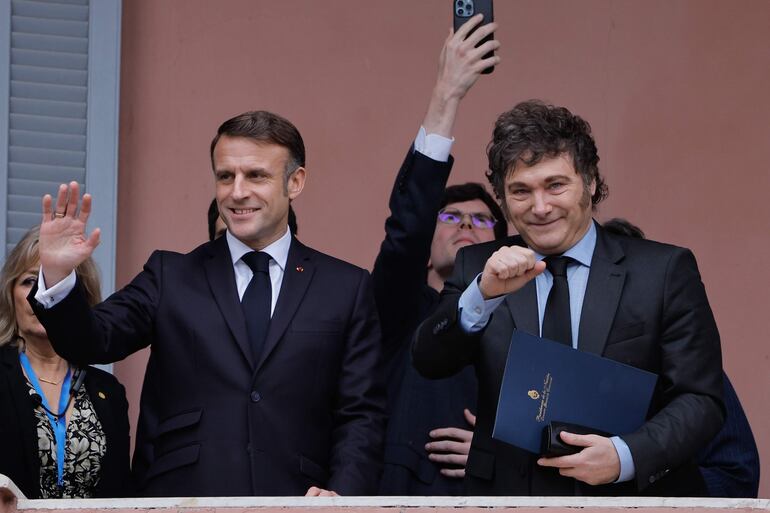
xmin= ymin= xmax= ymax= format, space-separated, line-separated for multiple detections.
xmin=34 ymin=268 xmax=77 ymax=309
xmin=610 ymin=436 xmax=636 ymax=483
xmin=458 ymin=274 xmax=506 ymax=333
xmin=414 ymin=126 xmax=454 ymax=162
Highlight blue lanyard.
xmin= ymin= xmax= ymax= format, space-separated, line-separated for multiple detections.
xmin=19 ymin=352 xmax=72 ymax=487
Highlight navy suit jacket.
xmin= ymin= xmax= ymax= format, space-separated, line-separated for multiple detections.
xmin=698 ymin=373 xmax=760 ymax=497
xmin=413 ymin=226 xmax=725 ymax=496
xmin=373 ymin=149 xmax=477 ymax=495
xmin=31 ymin=236 xmax=386 ymax=497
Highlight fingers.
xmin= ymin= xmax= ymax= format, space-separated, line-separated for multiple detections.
xmin=78 ymin=193 xmax=92 ymax=224
xmin=454 ymin=13 xmax=484 ymax=41
xmin=536 ymin=435 xmax=620 ymax=485
xmin=464 ymin=20 xmax=498 ymax=48
xmin=53 ymin=183 xmax=68 ymax=217
xmin=87 ymin=227 xmax=101 ymax=250
xmin=429 ymin=426 xmax=473 ymax=442
xmin=485 ymin=246 xmax=538 ymax=281
xmin=470 ymin=38 xmax=501 ymax=64
xmin=520 ymin=260 xmax=547 ymax=281
xmin=304 ymin=487 xmax=337 ymax=497
xmin=559 ymin=431 xmax=595 ymax=448
xmin=439 ymin=467 xmax=465 ymax=479
xmin=426 ymin=439 xmax=470 ymax=455
xmin=49 ymin=182 xmax=85 ymax=220
xmin=41 ymin=194 xmax=53 ymax=221
xmin=463 ymin=408 xmax=477 ymax=427
xmin=480 ymin=247 xmax=543 ymax=298
xmin=537 ymin=453 xmax=578 ymax=469
xmin=429 ymin=451 xmax=468 ymax=466
xmin=66 ymin=181 xmax=79 ymax=218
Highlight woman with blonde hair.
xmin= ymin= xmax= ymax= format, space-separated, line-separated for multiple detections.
xmin=0 ymin=226 xmax=130 ymax=498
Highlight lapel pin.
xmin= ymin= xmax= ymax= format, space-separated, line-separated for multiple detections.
xmin=98 ymin=391 xmax=106 ymax=399
xmin=296 ymin=266 xmax=304 ymax=273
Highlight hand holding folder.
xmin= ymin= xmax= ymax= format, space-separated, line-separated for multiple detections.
xmin=492 ymin=330 xmax=658 ymax=455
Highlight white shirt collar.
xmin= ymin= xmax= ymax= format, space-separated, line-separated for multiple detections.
xmin=225 ymin=226 xmax=291 ymax=272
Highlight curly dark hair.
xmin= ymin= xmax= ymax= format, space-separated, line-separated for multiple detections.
xmin=486 ymin=100 xmax=608 ymax=209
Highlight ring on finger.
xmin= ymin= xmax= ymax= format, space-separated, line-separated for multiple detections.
xmin=54 ymin=212 xmax=65 ymax=218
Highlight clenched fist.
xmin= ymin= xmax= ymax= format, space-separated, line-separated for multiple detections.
xmin=479 ymin=246 xmax=545 ymax=299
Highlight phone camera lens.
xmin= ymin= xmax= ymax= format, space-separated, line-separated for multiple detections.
xmin=458 ymin=0 xmax=465 ymax=6
xmin=457 ymin=7 xmax=464 ymax=15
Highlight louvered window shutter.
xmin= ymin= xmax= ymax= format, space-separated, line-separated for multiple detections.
xmin=0 ymin=0 xmax=121 ymax=299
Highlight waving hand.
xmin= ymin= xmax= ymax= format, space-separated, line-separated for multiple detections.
xmin=39 ymin=181 xmax=100 ymax=287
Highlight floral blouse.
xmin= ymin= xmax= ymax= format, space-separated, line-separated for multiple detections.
xmin=26 ymin=380 xmax=107 ymax=498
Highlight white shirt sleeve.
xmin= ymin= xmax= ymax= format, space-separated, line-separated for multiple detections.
xmin=414 ymin=126 xmax=454 ymax=162
xmin=34 ymin=268 xmax=77 ymax=308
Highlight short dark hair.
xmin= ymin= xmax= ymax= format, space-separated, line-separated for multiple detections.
xmin=486 ymin=100 xmax=608 ymax=208
xmin=210 ymin=110 xmax=305 ymax=181
xmin=207 ymin=199 xmax=220 ymax=241
xmin=603 ymin=218 xmax=645 ymax=239
xmin=208 ymin=198 xmax=298 ymax=241
xmin=440 ymin=182 xmax=507 ymax=240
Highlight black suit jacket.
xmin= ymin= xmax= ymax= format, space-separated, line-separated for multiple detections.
xmin=0 ymin=345 xmax=131 ymax=498
xmin=373 ymin=149 xmax=477 ymax=495
xmin=31 ymin=236 xmax=386 ymax=497
xmin=413 ymin=225 xmax=725 ymax=496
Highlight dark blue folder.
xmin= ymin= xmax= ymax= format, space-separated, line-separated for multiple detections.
xmin=492 ymin=330 xmax=658 ymax=453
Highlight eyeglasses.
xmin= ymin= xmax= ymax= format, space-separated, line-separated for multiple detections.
xmin=437 ymin=208 xmax=497 ymax=229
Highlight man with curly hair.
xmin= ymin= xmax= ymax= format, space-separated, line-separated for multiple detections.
xmin=413 ymin=100 xmax=725 ymax=496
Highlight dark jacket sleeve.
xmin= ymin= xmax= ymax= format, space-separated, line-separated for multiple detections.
xmin=372 ymin=147 xmax=452 ymax=363
xmin=697 ymin=373 xmax=760 ymax=498
xmin=412 ymin=246 xmax=483 ymax=379
xmin=326 ymin=270 xmax=387 ymax=495
xmin=622 ymin=247 xmax=725 ymax=491
xmin=28 ymin=251 xmax=163 ymax=366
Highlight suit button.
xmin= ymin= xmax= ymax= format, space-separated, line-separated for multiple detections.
xmin=250 ymin=391 xmax=261 ymax=402
xmin=649 ymin=475 xmax=656 ymax=484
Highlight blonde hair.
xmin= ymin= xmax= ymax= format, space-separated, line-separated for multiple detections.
xmin=0 ymin=226 xmax=102 ymax=348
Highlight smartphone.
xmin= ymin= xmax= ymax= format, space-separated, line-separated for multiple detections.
xmin=453 ymin=0 xmax=495 ymax=74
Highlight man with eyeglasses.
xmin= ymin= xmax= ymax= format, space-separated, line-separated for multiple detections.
xmin=374 ymin=14 xmax=505 ymax=495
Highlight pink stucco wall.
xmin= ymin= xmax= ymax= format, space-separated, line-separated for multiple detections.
xmin=112 ymin=0 xmax=770 ymax=496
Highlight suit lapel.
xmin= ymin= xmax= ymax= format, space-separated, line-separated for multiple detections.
xmin=578 ymin=226 xmax=626 ymax=355
xmin=504 ymin=280 xmax=539 ymax=336
xmin=256 ymin=238 xmax=315 ymax=372
xmin=203 ymin=237 xmax=254 ymax=368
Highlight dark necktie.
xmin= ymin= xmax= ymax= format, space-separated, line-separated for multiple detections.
xmin=542 ymin=256 xmax=573 ymax=347
xmin=241 ymin=251 xmax=272 ymax=361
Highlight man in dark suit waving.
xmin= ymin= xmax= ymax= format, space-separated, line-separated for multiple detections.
xmin=413 ymin=100 xmax=725 ymax=496
xmin=29 ymin=111 xmax=386 ymax=497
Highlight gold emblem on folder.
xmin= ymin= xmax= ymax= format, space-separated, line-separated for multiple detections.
xmin=528 ymin=390 xmax=540 ymax=400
